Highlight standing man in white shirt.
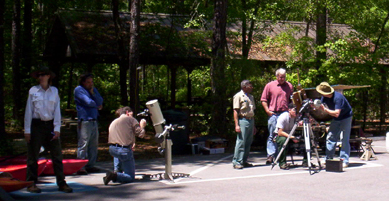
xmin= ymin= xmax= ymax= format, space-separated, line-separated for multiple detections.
xmin=24 ymin=66 xmax=72 ymax=193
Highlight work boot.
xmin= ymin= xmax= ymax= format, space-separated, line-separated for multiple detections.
xmin=243 ymin=162 xmax=254 ymax=167
xmin=279 ymin=163 xmax=289 ymax=170
xmin=76 ymin=169 xmax=88 ymax=175
xmin=103 ymin=171 xmax=118 ymax=185
xmin=27 ymin=184 xmax=41 ymax=193
xmin=266 ymin=156 xmax=273 ymax=165
xmin=58 ymin=182 xmax=73 ymax=193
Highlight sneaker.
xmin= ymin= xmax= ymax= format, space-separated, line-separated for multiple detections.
xmin=58 ymin=182 xmax=73 ymax=193
xmin=27 ymin=184 xmax=41 ymax=193
xmin=233 ymin=164 xmax=244 ymax=169
xmin=85 ymin=166 xmax=100 ymax=173
xmin=103 ymin=171 xmax=117 ymax=185
xmin=76 ymin=169 xmax=88 ymax=175
xmin=342 ymin=163 xmax=349 ymax=168
xmin=279 ymin=164 xmax=289 ymax=170
xmin=265 ymin=156 xmax=273 ymax=165
xmin=243 ymin=162 xmax=254 ymax=167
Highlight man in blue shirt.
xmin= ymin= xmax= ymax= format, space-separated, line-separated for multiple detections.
xmin=74 ymin=73 xmax=103 ymax=174
xmin=316 ymin=82 xmax=353 ymax=168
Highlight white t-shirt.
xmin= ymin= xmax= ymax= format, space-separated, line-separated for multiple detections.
xmin=275 ymin=111 xmax=295 ymax=134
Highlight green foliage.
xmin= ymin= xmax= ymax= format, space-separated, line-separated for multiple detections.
xmin=2 ymin=0 xmax=389 ymax=137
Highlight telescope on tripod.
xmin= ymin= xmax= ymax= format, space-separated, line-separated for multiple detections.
xmin=137 ymin=99 xmax=189 ymax=181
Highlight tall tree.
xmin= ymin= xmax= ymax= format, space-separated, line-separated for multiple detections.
xmin=12 ymin=0 xmax=22 ymax=121
xmin=0 ymin=0 xmax=6 ymax=135
xmin=129 ymin=0 xmax=140 ymax=113
xmin=240 ymin=0 xmax=261 ymax=58
xmin=209 ymin=0 xmax=228 ymax=136
xmin=22 ymin=0 xmax=33 ymax=95
xmin=315 ymin=1 xmax=326 ymax=84
xmin=112 ymin=0 xmax=129 ymax=106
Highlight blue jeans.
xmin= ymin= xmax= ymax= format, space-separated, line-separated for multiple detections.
xmin=77 ymin=121 xmax=99 ymax=169
xmin=267 ymin=114 xmax=279 ymax=157
xmin=232 ymin=118 xmax=254 ymax=165
xmin=113 ymin=157 xmax=122 ymax=173
xmin=326 ymin=116 xmax=353 ymax=164
xmin=109 ymin=145 xmax=135 ymax=183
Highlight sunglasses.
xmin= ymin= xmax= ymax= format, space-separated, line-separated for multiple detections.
xmin=37 ymin=73 xmax=49 ymax=77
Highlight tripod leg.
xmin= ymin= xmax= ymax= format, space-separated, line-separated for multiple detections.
xmin=303 ymin=119 xmax=312 ymax=173
xmin=272 ymin=123 xmax=299 ymax=169
xmin=309 ymin=122 xmax=322 ymax=170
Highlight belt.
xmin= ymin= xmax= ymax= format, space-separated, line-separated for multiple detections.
xmin=239 ymin=116 xmax=253 ymax=120
xmin=110 ymin=144 xmax=130 ymax=148
xmin=80 ymin=119 xmax=96 ymax=122
xmin=272 ymin=111 xmax=286 ymax=115
xmin=32 ymin=119 xmax=53 ymax=124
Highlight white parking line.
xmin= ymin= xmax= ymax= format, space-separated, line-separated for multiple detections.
xmin=163 ymin=159 xmax=383 ymax=185
xmin=173 ymin=154 xmax=233 ymax=183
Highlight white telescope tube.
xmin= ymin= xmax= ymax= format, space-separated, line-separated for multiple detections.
xmin=146 ymin=99 xmax=165 ymax=134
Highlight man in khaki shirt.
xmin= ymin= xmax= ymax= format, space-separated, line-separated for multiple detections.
xmin=103 ymin=106 xmax=146 ymax=185
xmin=232 ymin=80 xmax=256 ymax=169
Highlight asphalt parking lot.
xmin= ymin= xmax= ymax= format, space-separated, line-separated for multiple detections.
xmin=7 ymin=137 xmax=389 ymax=201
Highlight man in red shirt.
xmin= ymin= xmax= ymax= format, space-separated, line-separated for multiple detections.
xmin=261 ymin=68 xmax=293 ymax=165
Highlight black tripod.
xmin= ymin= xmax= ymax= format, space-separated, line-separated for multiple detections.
xmin=271 ymin=102 xmax=322 ymax=175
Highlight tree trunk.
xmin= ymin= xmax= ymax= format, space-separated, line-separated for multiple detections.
xmin=12 ymin=0 xmax=22 ymax=121
xmin=22 ymin=0 xmax=33 ymax=91
xmin=129 ymin=0 xmax=140 ymax=113
xmin=113 ymin=0 xmax=129 ymax=106
xmin=241 ymin=0 xmax=260 ymax=59
xmin=241 ymin=0 xmax=248 ymax=58
xmin=170 ymin=65 xmax=177 ymax=109
xmin=0 ymin=0 xmax=6 ymax=135
xmin=379 ymin=67 xmax=387 ymax=134
xmin=315 ymin=4 xmax=326 ymax=85
xmin=209 ymin=0 xmax=228 ymax=136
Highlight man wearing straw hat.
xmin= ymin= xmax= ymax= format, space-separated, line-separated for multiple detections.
xmin=316 ymin=82 xmax=353 ymax=168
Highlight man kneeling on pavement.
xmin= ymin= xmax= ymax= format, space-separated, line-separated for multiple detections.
xmin=275 ymin=103 xmax=310 ymax=170
xmin=104 ymin=106 xmax=146 ymax=185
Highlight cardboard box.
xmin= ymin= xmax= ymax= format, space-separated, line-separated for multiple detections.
xmin=205 ymin=139 xmax=227 ymax=148
xmin=326 ymin=159 xmax=343 ymax=172
xmin=209 ymin=148 xmax=224 ymax=154
xmin=200 ymin=147 xmax=225 ymax=155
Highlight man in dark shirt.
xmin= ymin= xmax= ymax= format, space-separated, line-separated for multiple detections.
xmin=316 ymin=82 xmax=353 ymax=168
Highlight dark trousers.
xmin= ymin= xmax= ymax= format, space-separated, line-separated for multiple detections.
xmin=26 ymin=119 xmax=65 ymax=186
xmin=276 ymin=136 xmax=308 ymax=166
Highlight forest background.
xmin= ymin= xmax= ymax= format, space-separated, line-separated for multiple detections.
xmin=0 ymin=0 xmax=388 ymax=157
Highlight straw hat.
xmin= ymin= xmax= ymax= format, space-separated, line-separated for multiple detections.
xmin=316 ymin=82 xmax=334 ymax=95
xmin=31 ymin=65 xmax=56 ymax=79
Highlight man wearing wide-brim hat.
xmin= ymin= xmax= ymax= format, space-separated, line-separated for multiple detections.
xmin=316 ymin=82 xmax=353 ymax=168
xmin=24 ymin=65 xmax=73 ymax=193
